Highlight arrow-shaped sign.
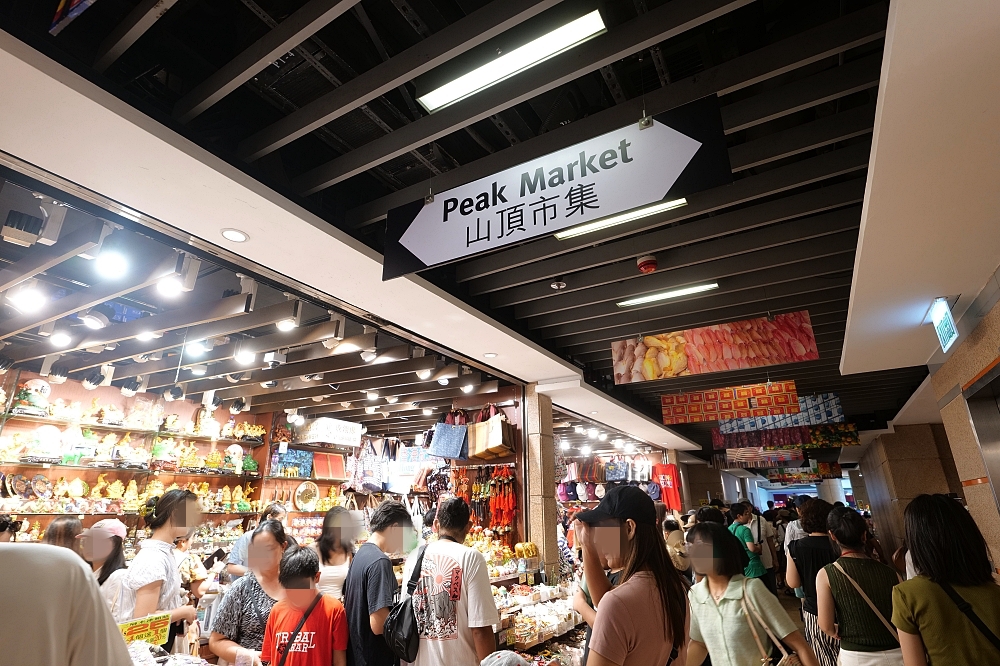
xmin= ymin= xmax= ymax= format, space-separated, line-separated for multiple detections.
xmin=384 ymin=95 xmax=732 ymax=279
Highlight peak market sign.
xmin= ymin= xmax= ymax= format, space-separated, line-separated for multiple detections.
xmin=383 ymin=96 xmax=731 ymax=280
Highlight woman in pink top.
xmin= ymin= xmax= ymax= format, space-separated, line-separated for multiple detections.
xmin=576 ymin=485 xmax=689 ymax=666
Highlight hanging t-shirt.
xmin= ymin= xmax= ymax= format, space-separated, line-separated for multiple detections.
xmin=344 ymin=542 xmax=399 ymax=666
xmin=652 ymin=464 xmax=683 ymax=511
xmin=402 ymin=538 xmax=500 ymax=666
xmin=260 ymin=595 xmax=348 ymax=666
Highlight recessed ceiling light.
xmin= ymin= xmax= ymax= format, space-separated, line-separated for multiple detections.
xmin=484 ymin=352 xmax=498 ymax=358
xmin=366 ymin=390 xmax=380 ymax=401
xmin=422 ymin=408 xmax=433 ymax=416
xmin=235 ymin=350 xmax=256 ymax=365
xmin=624 ymin=443 xmax=635 ymax=453
xmin=559 ymin=441 xmax=570 ymax=451
xmin=587 ymin=428 xmax=598 ymax=439
xmin=461 ymin=384 xmax=474 ymax=393
xmin=186 ymin=341 xmax=208 ymax=356
xmin=613 ymin=439 xmax=623 ymax=449
xmin=221 ymin=228 xmax=249 ymax=243
xmin=616 ymin=282 xmax=720 ymax=308
xmin=574 ymin=426 xmax=585 ymax=434
xmin=590 ymin=411 xmax=598 ymax=415
xmin=581 ymin=445 xmax=592 ymax=455
xmin=417 ymin=10 xmax=606 ymax=112
xmin=157 ymin=276 xmax=184 ymax=297
xmin=275 ymin=318 xmax=297 ymax=332
xmin=136 ymin=331 xmax=161 ymax=342
xmin=189 ymin=364 xmax=208 ymax=376
xmin=437 ymin=378 xmax=450 ymax=386
xmin=365 ymin=405 xmax=377 ymax=414
xmin=555 ymin=198 xmax=687 ymax=240
xmin=415 ymin=369 xmax=432 ymax=380
xmin=94 ymin=251 xmax=128 ymax=279
xmin=7 ymin=284 xmax=46 ymax=313
xmin=50 ymin=331 xmax=72 ymax=347
xmin=385 ymin=396 xmax=399 ymax=404
xmin=80 ymin=304 xmax=115 ymax=330
xmin=550 ymin=280 xmax=567 ymax=291
xmin=598 ymin=433 xmax=608 ymax=441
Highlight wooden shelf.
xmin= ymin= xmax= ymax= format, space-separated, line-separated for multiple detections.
xmin=1 ymin=414 xmax=265 ymax=447
xmin=0 ymin=461 xmax=258 ymax=480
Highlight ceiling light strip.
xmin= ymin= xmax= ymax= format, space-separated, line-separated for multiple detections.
xmin=616 ymin=282 xmax=719 ymax=308
xmin=554 ymin=198 xmax=687 ymax=240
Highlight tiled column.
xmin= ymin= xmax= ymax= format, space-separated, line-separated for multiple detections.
xmin=525 ymin=383 xmax=559 ymax=583
xmin=848 ymin=469 xmax=869 ymax=508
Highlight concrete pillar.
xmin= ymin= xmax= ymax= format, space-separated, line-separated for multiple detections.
xmin=817 ymin=479 xmax=847 ymax=505
xmin=860 ymin=424 xmax=953 ymax=553
xmin=525 ymin=384 xmax=559 ymax=583
xmin=678 ymin=463 xmax=694 ymax=511
xmin=848 ymin=470 xmax=869 ymax=509
xmin=686 ymin=464 xmax=724 ymax=505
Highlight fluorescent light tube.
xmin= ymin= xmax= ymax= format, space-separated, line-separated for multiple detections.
xmin=616 ymin=282 xmax=719 ymax=308
xmin=554 ymin=198 xmax=687 ymax=240
xmin=418 ymin=10 xmax=606 ymax=112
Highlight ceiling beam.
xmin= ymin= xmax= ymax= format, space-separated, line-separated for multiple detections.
xmin=292 ymin=0 xmax=756 ymax=194
xmin=559 ymin=294 xmax=850 ymax=352
xmin=536 ymin=255 xmax=856 ymax=339
xmin=173 ymin=0 xmax=361 ymax=123
xmin=300 ymin=381 xmax=496 ymax=417
xmin=67 ymin=299 xmax=301 ymax=373
xmin=94 ymin=0 xmax=182 ymax=73
xmin=0 ymin=217 xmax=106 ymax=294
xmin=729 ymin=102 xmax=875 ymax=172
xmin=248 ymin=373 xmax=482 ymax=412
xmin=485 ymin=181 xmax=865 ymax=303
xmin=9 ymin=293 xmax=252 ymax=364
xmin=517 ymin=225 xmax=859 ymax=323
xmin=345 ymin=2 xmax=888 ymax=226
xmin=460 ymin=141 xmax=870 ymax=287
xmin=237 ymin=0 xmax=564 ymax=161
xmin=182 ymin=354 xmax=434 ymax=398
xmin=0 ymin=235 xmax=180 ymax=341
xmin=720 ymin=52 xmax=881 ymax=134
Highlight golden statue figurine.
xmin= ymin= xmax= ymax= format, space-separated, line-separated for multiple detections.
xmin=105 ymin=479 xmax=125 ymax=500
xmin=90 ymin=473 xmax=108 ymax=499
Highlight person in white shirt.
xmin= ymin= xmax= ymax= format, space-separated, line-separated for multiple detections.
xmin=403 ymin=496 xmax=500 ymax=666
xmin=746 ymin=503 xmax=778 ymax=594
xmin=0 ymin=542 xmax=132 ymax=665
xmin=784 ymin=496 xmax=811 ymax=549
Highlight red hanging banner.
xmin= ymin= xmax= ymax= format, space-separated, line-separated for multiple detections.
xmin=661 ymin=380 xmax=799 ymax=425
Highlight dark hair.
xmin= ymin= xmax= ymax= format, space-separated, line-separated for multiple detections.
xmin=620 ymin=520 xmax=688 ymax=651
xmin=731 ymin=502 xmax=751 ymax=518
xmin=905 ymin=494 xmax=994 ymax=586
xmin=423 ymin=507 xmax=437 ymax=528
xmin=278 ymin=544 xmax=320 ymax=587
xmin=97 ymin=536 xmax=126 ymax=586
xmin=827 ymin=506 xmax=867 ymax=550
xmin=317 ymin=507 xmax=354 ymax=565
xmin=800 ymin=498 xmax=833 ymax=533
xmin=833 ymin=501 xmax=845 ymax=508
xmin=369 ymin=500 xmax=412 ymax=533
xmin=767 ymin=501 xmax=775 ymax=508
xmin=687 ymin=521 xmax=747 ymax=577
xmin=654 ymin=501 xmax=668 ymax=530
xmin=260 ymin=502 xmax=286 ymax=521
xmin=437 ymin=497 xmax=471 ymax=531
xmin=143 ymin=489 xmax=198 ymax=530
xmin=43 ymin=516 xmax=82 ymax=550
xmin=253 ymin=519 xmax=291 ymax=547
xmin=695 ymin=506 xmax=726 ymax=525
xmin=663 ymin=518 xmax=680 ymax=533
xmin=709 ymin=498 xmax=727 ymax=508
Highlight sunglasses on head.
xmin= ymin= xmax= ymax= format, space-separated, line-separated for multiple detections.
xmin=0 ymin=519 xmax=23 ymax=533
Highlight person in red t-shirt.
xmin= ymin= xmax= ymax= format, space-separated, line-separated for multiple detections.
xmin=261 ymin=545 xmax=348 ymax=666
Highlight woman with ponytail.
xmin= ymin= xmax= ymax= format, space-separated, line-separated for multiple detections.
xmin=125 ymin=489 xmax=202 ymax=649
xmin=575 ymin=485 xmax=689 ymax=666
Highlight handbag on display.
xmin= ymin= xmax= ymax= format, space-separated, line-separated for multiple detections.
xmin=742 ymin=579 xmax=803 ymax=665
xmin=563 ymin=461 xmax=579 ymax=483
xmin=429 ymin=417 xmax=469 ymax=460
xmin=359 ymin=441 xmax=386 ymax=493
xmin=385 ymin=445 xmax=414 ymax=495
xmin=604 ymin=456 xmax=630 ymax=482
xmin=468 ymin=406 xmax=496 ymax=460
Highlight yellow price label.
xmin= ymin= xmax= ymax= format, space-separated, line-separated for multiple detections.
xmin=518 ymin=573 xmax=526 ymax=583
xmin=527 ymin=573 xmax=535 ymax=585
xmin=119 ymin=612 xmax=172 ymax=645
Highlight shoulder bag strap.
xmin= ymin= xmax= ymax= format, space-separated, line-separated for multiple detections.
xmin=831 ymin=562 xmax=899 ymax=642
xmin=277 ymin=592 xmax=323 ymax=666
xmin=742 ymin=578 xmax=791 ymax=660
xmin=406 ymin=545 xmax=428 ymax=596
xmin=939 ymin=581 xmax=1000 ymax=653
xmin=740 ymin=578 xmax=774 ymax=665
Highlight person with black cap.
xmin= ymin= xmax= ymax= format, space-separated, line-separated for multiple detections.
xmin=574 ymin=485 xmax=688 ymax=666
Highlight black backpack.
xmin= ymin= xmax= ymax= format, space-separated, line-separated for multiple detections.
xmin=383 ymin=545 xmax=427 ymax=662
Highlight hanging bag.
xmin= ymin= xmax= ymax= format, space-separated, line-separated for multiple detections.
xmin=604 ymin=456 xmax=629 ymax=482
xmin=468 ymin=405 xmax=496 ymax=461
xmin=360 ymin=441 xmax=386 ymax=493
xmin=741 ymin=578 xmax=802 ymax=666
xmin=938 ymin=581 xmax=1000 ymax=653
xmin=276 ymin=593 xmax=323 ymax=666
xmin=384 ymin=545 xmax=428 ymax=662
xmin=429 ymin=411 xmax=469 ymax=460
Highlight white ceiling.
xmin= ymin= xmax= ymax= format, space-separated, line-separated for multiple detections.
xmin=890 ymin=376 xmax=943 ymax=426
xmin=0 ymin=30 xmax=698 ymax=451
xmin=841 ymin=0 xmax=1000 ymax=374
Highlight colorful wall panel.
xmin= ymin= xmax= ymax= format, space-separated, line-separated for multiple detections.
xmin=718 ymin=393 xmax=844 ymax=433
xmin=661 ymin=381 xmax=798 ymax=425
xmin=612 ymin=310 xmax=819 ymax=385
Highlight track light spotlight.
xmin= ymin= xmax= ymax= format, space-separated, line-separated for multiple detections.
xmin=163 ymin=385 xmax=184 ymax=401
xmin=48 ymin=367 xmax=68 ymax=384
xmin=82 ymin=371 xmax=105 ymax=390
xmin=385 ymin=396 xmax=399 ymax=404
xmin=437 ymin=378 xmax=449 ymax=386
xmin=365 ymin=406 xmax=377 ymax=414
xmin=80 ymin=303 xmax=115 ymax=330
xmin=230 ymin=398 xmax=246 ymax=414
xmin=461 ymin=384 xmax=474 ymax=394
xmin=260 ymin=380 xmax=278 ymax=389
xmin=189 ymin=364 xmax=208 ymax=376
xmin=120 ymin=378 xmax=142 ymax=398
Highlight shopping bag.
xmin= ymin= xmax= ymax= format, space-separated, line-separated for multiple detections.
xmin=604 ymin=457 xmax=629 ymax=481
xmin=429 ymin=422 xmax=468 ymax=460
xmin=468 ymin=420 xmax=496 ymax=460
xmin=359 ymin=442 xmax=385 ymax=493
xmin=485 ymin=413 xmax=515 ymax=456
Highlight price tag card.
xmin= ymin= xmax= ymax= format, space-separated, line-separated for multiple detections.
xmin=119 ymin=613 xmax=171 ymax=645
xmin=527 ymin=573 xmax=535 ymax=585
xmin=278 ymin=441 xmax=289 ymax=454
xmin=519 ymin=573 xmax=527 ymax=584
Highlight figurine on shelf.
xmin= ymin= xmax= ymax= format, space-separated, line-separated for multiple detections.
xmin=204 ymin=449 xmax=223 ymax=470
xmin=242 ymin=454 xmax=259 ymax=474
xmin=91 ymin=434 xmax=118 ymax=467
xmin=106 ymin=479 xmax=125 ymax=500
xmin=10 ymin=379 xmax=51 ymax=417
xmin=150 ymin=437 xmax=178 ymax=472
xmin=164 ymin=482 xmax=179 ymax=493
xmin=20 ymin=425 xmax=63 ymax=464
xmin=220 ymin=416 xmax=236 ymax=440
xmin=67 ymin=477 xmax=87 ymax=499
xmin=177 ymin=442 xmax=203 ymax=471
xmin=224 ymin=444 xmax=244 ymax=473
xmin=161 ymin=414 xmax=182 ymax=433
xmin=53 ymin=476 xmax=70 ymax=498
xmin=267 ymin=422 xmax=290 ymax=444
xmin=97 ymin=404 xmax=124 ymax=426
xmin=123 ymin=480 xmax=141 ymax=511
xmin=90 ymin=473 xmax=109 ymax=499
xmin=144 ymin=479 xmax=165 ymax=501
xmin=0 ymin=435 xmax=23 ymax=462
